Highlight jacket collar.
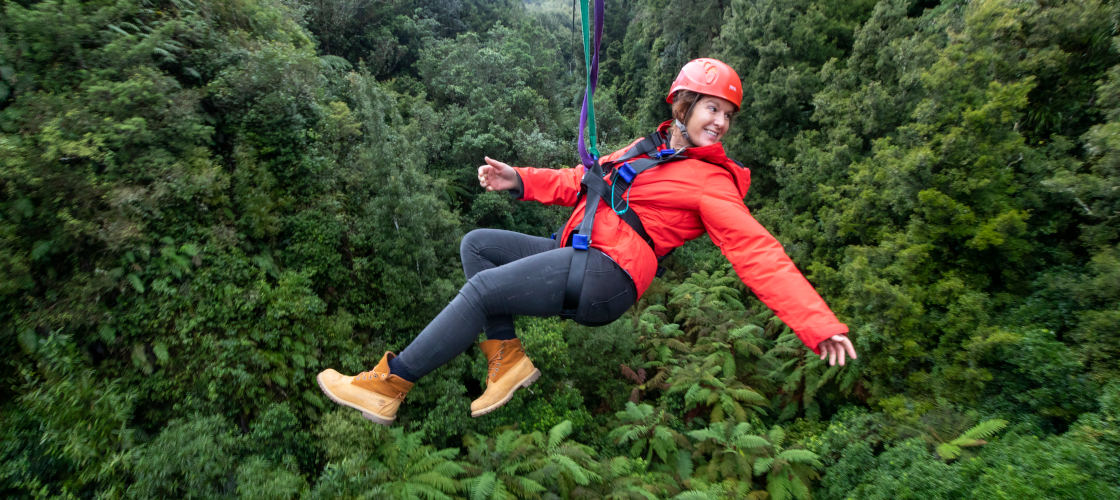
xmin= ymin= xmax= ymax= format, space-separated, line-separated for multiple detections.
xmin=656 ymin=120 xmax=732 ymax=165
xmin=656 ymin=120 xmax=751 ymax=196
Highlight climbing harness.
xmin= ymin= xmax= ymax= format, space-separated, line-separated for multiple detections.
xmin=561 ymin=129 xmax=687 ymax=318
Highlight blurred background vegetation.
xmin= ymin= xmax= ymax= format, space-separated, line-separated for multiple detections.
xmin=2 ymin=0 xmax=1119 ymax=498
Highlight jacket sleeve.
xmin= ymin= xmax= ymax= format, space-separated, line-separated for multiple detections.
xmin=698 ymin=177 xmax=848 ymax=354
xmin=513 ymin=165 xmax=585 ymax=207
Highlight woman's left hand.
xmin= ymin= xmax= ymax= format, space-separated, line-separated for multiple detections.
xmin=818 ymin=335 xmax=858 ymax=367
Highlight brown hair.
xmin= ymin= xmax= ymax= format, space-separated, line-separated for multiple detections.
xmin=670 ymin=90 xmax=701 ymax=122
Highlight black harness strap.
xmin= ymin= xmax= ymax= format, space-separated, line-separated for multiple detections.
xmin=561 ymin=132 xmax=681 ymax=317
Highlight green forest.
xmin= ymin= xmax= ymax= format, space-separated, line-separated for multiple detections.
xmin=2 ymin=0 xmax=1119 ymax=497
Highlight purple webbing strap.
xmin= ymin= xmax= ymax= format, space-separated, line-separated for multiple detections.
xmin=577 ymin=0 xmax=605 ymax=168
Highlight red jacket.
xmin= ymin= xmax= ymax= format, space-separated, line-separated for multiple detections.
xmin=514 ymin=121 xmax=848 ymax=353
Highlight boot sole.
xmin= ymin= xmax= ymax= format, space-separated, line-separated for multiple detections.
xmin=316 ymin=373 xmax=395 ymax=426
xmin=471 ymin=368 xmax=541 ymax=418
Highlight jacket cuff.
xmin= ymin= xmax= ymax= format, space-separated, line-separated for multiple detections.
xmin=508 ymin=170 xmax=525 ymax=200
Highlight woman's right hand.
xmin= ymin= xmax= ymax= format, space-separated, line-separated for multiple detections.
xmin=818 ymin=335 xmax=858 ymax=367
xmin=477 ymin=157 xmax=521 ymax=192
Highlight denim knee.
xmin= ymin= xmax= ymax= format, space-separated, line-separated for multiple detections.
xmin=460 ymin=228 xmax=490 ymax=260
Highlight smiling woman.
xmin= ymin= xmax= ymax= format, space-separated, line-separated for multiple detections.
xmin=317 ymin=57 xmax=858 ymax=426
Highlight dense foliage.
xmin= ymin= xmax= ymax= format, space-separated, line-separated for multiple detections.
xmin=2 ymin=0 xmax=1119 ymax=498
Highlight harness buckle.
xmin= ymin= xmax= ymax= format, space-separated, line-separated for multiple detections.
xmin=653 ymin=148 xmax=676 ymax=159
xmin=618 ymin=162 xmax=637 ymax=183
xmin=572 ymin=233 xmax=590 ymax=250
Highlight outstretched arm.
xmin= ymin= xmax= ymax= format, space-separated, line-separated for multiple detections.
xmin=699 ymin=177 xmax=851 ymax=357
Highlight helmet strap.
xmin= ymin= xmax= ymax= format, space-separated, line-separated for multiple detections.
xmin=673 ymin=119 xmax=692 ymax=145
xmin=672 ymin=97 xmax=700 ymax=148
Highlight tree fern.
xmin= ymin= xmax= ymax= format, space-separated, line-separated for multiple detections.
xmin=465 ymin=471 xmax=496 ymax=500
xmin=343 ymin=427 xmax=465 ymax=500
xmin=600 ymin=456 xmax=679 ymax=499
xmin=609 ymin=402 xmax=686 ymax=469
xmin=536 ymin=420 xmax=601 ymax=495
xmin=726 ymin=425 xmax=822 ymax=500
xmin=688 ymin=421 xmax=768 ymax=491
xmin=462 ymin=429 xmax=547 ymax=500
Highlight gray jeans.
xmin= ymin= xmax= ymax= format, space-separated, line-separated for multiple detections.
xmin=395 ymin=228 xmax=636 ymax=380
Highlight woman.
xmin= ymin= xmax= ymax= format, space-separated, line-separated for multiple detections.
xmin=317 ymin=58 xmax=857 ymax=425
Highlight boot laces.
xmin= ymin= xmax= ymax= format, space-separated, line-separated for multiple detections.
xmin=488 ymin=345 xmax=505 ymax=381
xmin=354 ymin=370 xmax=405 ymax=400
xmin=355 ymin=370 xmax=384 ymax=382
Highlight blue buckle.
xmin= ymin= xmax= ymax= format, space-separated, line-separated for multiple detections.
xmin=550 ymin=232 xmax=557 ymax=240
xmin=572 ymin=233 xmax=590 ymax=250
xmin=618 ymin=162 xmax=636 ymax=183
xmin=654 ymin=148 xmax=676 ymax=159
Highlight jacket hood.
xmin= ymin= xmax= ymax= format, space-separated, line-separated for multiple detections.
xmin=656 ymin=120 xmax=751 ymax=197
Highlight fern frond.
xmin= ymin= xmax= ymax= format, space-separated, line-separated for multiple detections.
xmin=768 ymin=426 xmax=786 ymax=447
xmin=936 ymin=442 xmax=962 ymax=461
xmin=731 ymin=324 xmax=765 ymax=338
xmin=467 ymin=471 xmax=497 ymax=500
xmin=953 ymin=419 xmax=1008 ymax=445
xmin=407 ymin=480 xmax=454 ymax=500
xmin=688 ymin=428 xmax=720 ymax=443
xmin=412 ymin=471 xmax=460 ymax=492
xmin=648 ymin=370 xmax=671 ymax=388
xmin=768 ymin=470 xmax=794 ymax=500
xmin=550 ymin=454 xmax=590 ymax=485
xmin=775 ymin=449 xmax=822 ymax=468
xmin=510 ymin=475 xmax=547 ymax=497
xmin=729 ymin=387 xmax=768 ymax=406
xmin=676 ymin=448 xmax=694 ymax=479
xmin=734 ymin=435 xmax=772 ymax=451
xmin=667 ymin=338 xmax=693 ymax=352
xmin=789 ymin=474 xmax=811 ymax=500
xmin=753 ymin=456 xmax=775 ymax=476
xmin=672 ymin=491 xmax=716 ymax=500
xmin=654 ymin=426 xmax=676 ymax=446
xmin=622 ymin=486 xmax=659 ymax=500
xmin=683 ymin=383 xmax=704 ymax=407
xmin=608 ymin=456 xmax=633 ymax=477
xmin=548 ymin=420 xmax=573 ymax=450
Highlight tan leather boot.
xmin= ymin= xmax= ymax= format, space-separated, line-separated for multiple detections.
xmin=317 ymin=352 xmax=413 ymax=425
xmin=470 ymin=339 xmax=541 ymax=417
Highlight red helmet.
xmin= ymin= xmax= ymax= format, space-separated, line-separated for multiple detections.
xmin=666 ymin=58 xmax=743 ymax=111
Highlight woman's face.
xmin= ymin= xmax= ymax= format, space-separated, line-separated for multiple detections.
xmin=683 ymin=96 xmax=736 ymax=147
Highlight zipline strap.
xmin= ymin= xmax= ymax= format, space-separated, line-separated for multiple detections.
xmin=577 ymin=0 xmax=605 ymax=167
